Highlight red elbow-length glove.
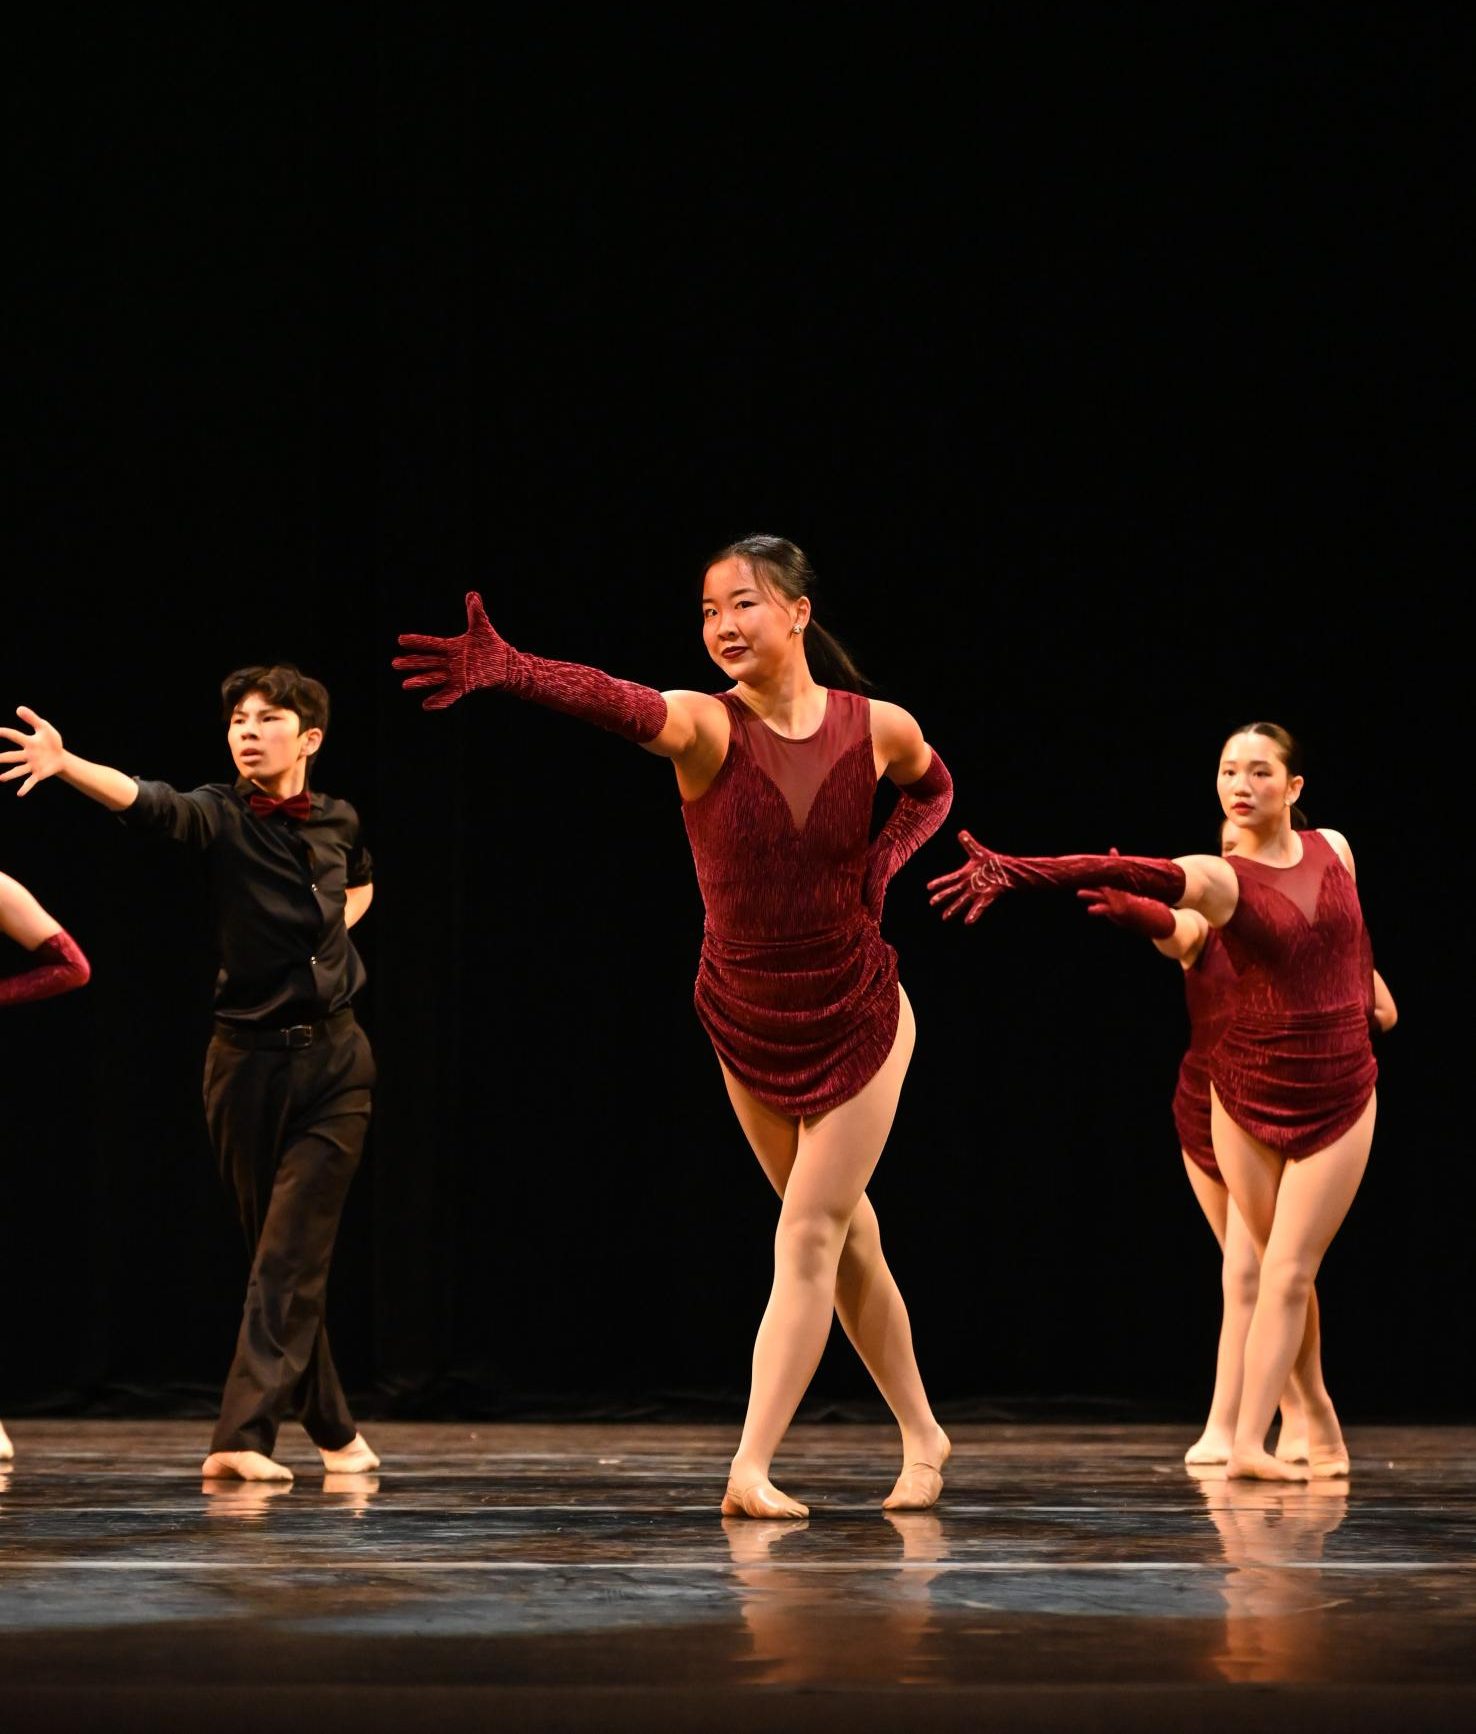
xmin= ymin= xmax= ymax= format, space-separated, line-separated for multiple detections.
xmin=393 ymin=592 xmax=669 ymax=743
xmin=862 ymin=749 xmax=953 ymax=920
xmin=928 ymin=832 xmax=1186 ymax=925
xmin=0 ymin=929 xmax=91 ymax=1007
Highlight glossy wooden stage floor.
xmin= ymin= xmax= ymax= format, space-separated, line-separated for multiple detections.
xmin=3 ymin=1421 xmax=1474 ymax=1732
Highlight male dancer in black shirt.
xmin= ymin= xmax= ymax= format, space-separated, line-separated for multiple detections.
xmin=0 ymin=670 xmax=379 ymax=1481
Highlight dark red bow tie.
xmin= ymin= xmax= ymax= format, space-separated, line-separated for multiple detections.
xmin=249 ymin=791 xmax=313 ymax=821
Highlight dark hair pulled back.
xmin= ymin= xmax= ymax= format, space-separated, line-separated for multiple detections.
xmin=1224 ymin=719 xmax=1308 ymax=830
xmin=705 ymin=534 xmax=870 ymax=691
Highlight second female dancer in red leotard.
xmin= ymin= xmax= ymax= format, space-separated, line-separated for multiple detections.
xmin=0 ymin=870 xmax=92 ymax=1462
xmin=1083 ymin=818 xmax=1395 ymax=1467
xmin=933 ymin=722 xmax=1379 ymax=1481
xmin=395 ymin=535 xmax=954 ymax=1517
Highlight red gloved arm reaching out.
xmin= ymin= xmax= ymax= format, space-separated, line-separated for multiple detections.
xmin=928 ymin=831 xmax=1191 ymax=925
xmin=393 ymin=592 xmax=669 ymax=744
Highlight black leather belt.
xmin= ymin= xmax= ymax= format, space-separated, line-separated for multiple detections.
xmin=213 ymin=1008 xmax=355 ymax=1051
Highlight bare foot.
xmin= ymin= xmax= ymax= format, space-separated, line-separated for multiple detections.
xmin=721 ymin=1478 xmax=808 ymax=1519
xmin=0 ymin=1421 xmax=13 ymax=1461
xmin=200 ymin=1450 xmax=293 ymax=1482
xmin=319 ymin=1433 xmax=380 ymax=1474
xmin=1226 ymin=1447 xmax=1311 ymax=1483
xmin=1275 ymin=1430 xmax=1311 ymax=1463
xmin=1184 ymin=1428 xmax=1233 ymax=1465
xmin=1309 ymin=1445 xmax=1350 ymax=1479
xmin=883 ymin=1429 xmax=952 ymax=1510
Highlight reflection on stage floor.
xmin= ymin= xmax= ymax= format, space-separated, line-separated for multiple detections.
xmin=2 ymin=1420 xmax=1473 ymax=1730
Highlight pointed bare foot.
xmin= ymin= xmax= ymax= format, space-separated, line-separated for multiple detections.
xmin=200 ymin=1450 xmax=293 ymax=1482
xmin=1308 ymin=1444 xmax=1350 ymax=1479
xmin=883 ymin=1429 xmax=952 ymax=1510
xmin=0 ymin=1422 xmax=13 ymax=1461
xmin=1226 ymin=1447 xmax=1311 ymax=1483
xmin=319 ymin=1433 xmax=380 ymax=1474
xmin=721 ymin=1478 xmax=808 ymax=1519
xmin=1184 ymin=1428 xmax=1233 ymax=1465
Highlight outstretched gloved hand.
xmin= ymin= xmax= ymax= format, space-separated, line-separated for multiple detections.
xmin=393 ymin=591 xmax=669 ymax=742
xmin=927 ymin=831 xmax=1010 ymax=924
xmin=394 ymin=592 xmax=510 ymax=711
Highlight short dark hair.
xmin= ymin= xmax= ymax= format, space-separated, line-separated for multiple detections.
xmin=220 ymin=665 xmax=330 ymax=739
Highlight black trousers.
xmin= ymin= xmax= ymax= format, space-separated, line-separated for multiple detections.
xmin=202 ymin=1013 xmax=375 ymax=1456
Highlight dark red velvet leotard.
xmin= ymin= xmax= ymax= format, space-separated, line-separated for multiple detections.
xmin=1173 ymin=929 xmax=1239 ymax=1182
xmin=1211 ymin=830 xmax=1377 ymax=1158
xmin=682 ymin=690 xmax=900 ymax=1117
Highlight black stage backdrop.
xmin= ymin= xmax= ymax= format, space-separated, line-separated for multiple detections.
xmin=5 ymin=10 xmax=1470 ymax=1422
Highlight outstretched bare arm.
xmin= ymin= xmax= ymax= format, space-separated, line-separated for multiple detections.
xmin=0 ymin=708 xmax=138 ymax=810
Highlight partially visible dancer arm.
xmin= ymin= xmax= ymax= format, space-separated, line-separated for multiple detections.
xmin=0 ymin=872 xmax=91 ymax=1005
xmin=1079 ymin=883 xmax=1212 ymax=965
xmin=862 ymin=702 xmax=952 ymax=921
xmin=0 ymin=706 xmax=139 ymax=809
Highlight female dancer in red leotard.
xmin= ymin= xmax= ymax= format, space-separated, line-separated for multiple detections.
xmin=1084 ymin=818 xmax=1395 ymax=1467
xmin=395 ymin=535 xmax=955 ymax=1517
xmin=933 ymin=722 xmax=1378 ymax=1481
xmin=0 ymin=871 xmax=91 ymax=1460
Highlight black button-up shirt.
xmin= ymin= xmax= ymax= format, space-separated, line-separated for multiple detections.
xmin=122 ymin=778 xmax=372 ymax=1027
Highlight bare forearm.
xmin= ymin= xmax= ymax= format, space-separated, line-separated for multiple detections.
xmin=58 ymin=752 xmax=139 ymax=811
xmin=344 ymin=884 xmax=373 ymax=929
xmin=1150 ymin=909 xmax=1210 ymax=962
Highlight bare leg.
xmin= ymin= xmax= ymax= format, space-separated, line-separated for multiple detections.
xmin=1274 ymin=1286 xmax=1323 ymax=1464
xmin=1181 ymin=1158 xmax=1241 ymax=1464
xmin=836 ymin=1196 xmax=951 ymax=1510
xmin=0 ymin=1421 xmax=12 ymax=1461
xmin=721 ymin=1037 xmax=948 ymax=1511
xmin=1215 ymin=1090 xmax=1374 ymax=1482
xmin=1179 ymin=1156 xmax=1316 ymax=1464
xmin=723 ymin=990 xmax=922 ymax=1517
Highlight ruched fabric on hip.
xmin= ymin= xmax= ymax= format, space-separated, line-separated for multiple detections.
xmin=694 ymin=914 xmax=900 ymax=1119
xmin=1211 ymin=1006 xmax=1377 ymax=1159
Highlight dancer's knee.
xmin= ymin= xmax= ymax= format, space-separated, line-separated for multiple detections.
xmin=775 ymin=1208 xmax=848 ymax=1283
xmin=1260 ymin=1251 xmax=1317 ymax=1313
xmin=1221 ymin=1245 xmax=1261 ymax=1312
xmin=841 ymin=1201 xmax=882 ymax=1267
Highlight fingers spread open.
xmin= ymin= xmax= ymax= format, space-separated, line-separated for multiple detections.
xmin=400 ymin=672 xmax=448 ymax=693
xmin=391 ymin=653 xmax=446 ymax=672
xmin=395 ymin=633 xmax=454 ymax=653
